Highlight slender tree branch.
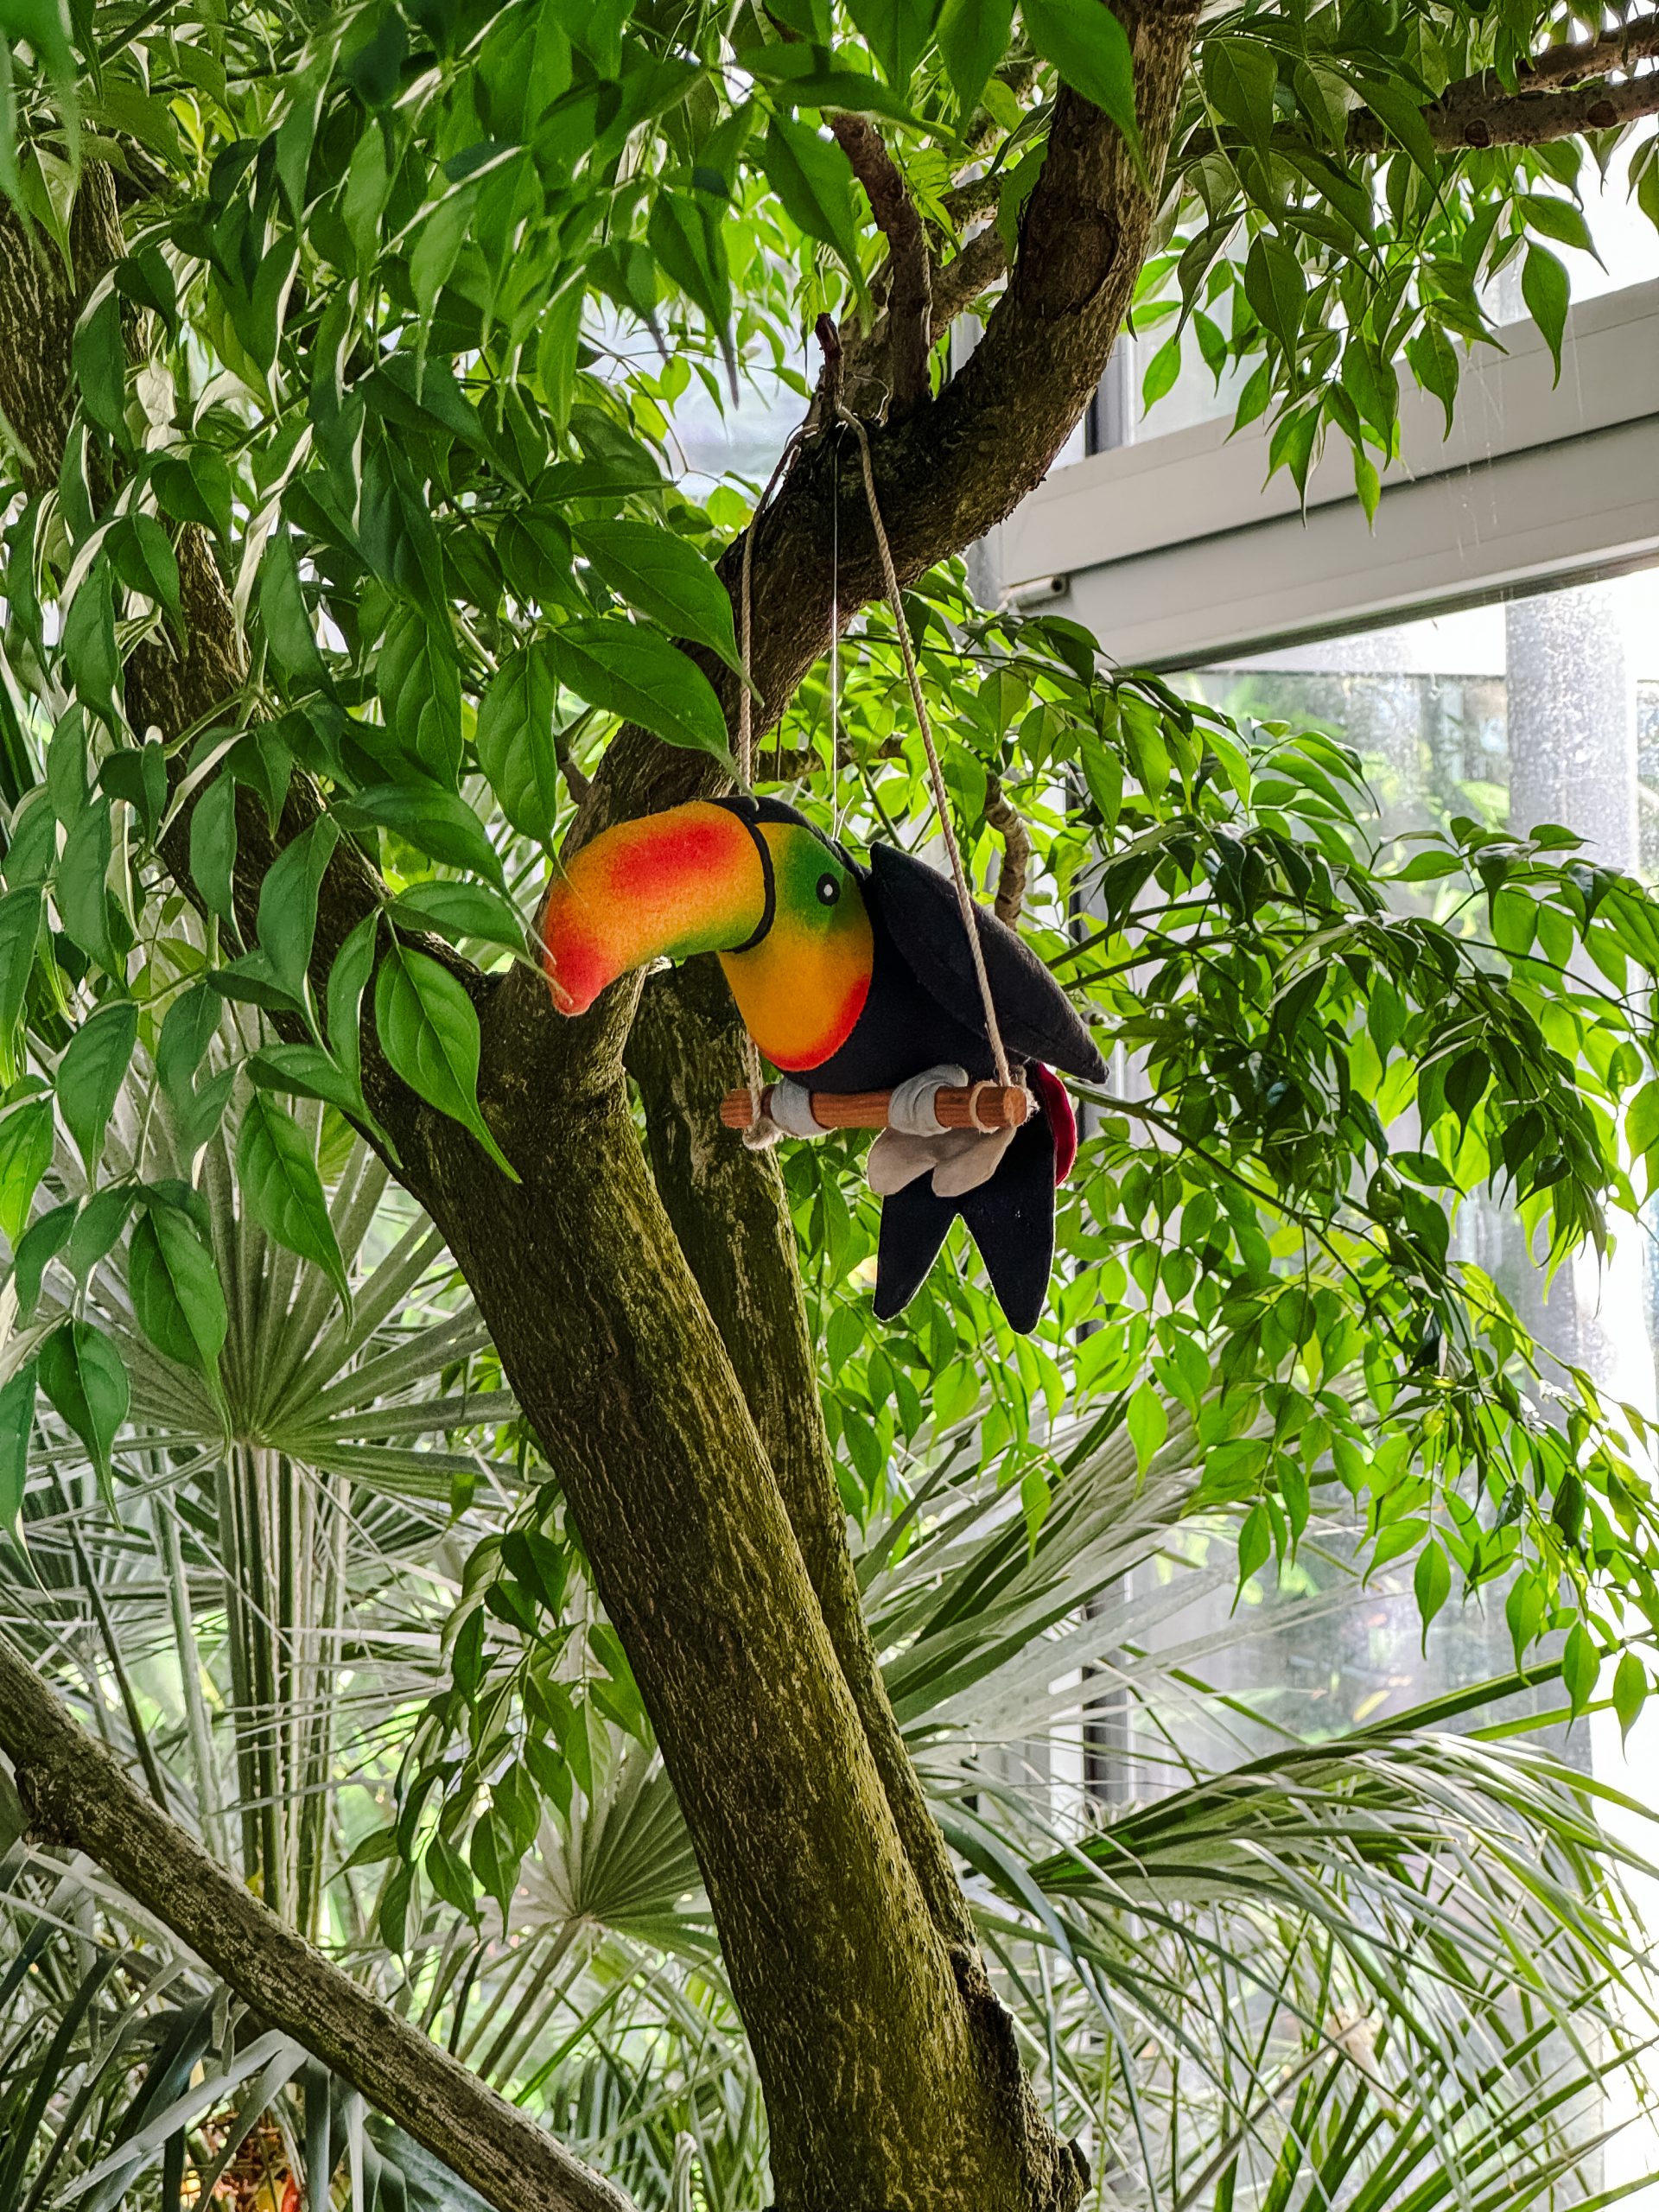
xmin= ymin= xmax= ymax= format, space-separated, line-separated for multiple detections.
xmin=1351 ymin=20 xmax=1659 ymax=149
xmin=1516 ymin=12 xmax=1659 ymax=84
xmin=985 ymin=775 xmax=1032 ymax=926
xmin=931 ymin=226 xmax=1011 ymax=339
xmin=829 ymin=114 xmax=933 ymax=416
xmin=938 ymin=170 xmax=1006 ymax=229
xmin=0 ymin=1637 xmax=637 ymax=2212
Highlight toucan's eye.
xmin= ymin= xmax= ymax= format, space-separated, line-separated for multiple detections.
xmin=816 ymin=873 xmax=841 ymax=906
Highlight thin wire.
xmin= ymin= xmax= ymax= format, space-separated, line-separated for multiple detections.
xmin=836 ymin=404 xmax=1015 ymax=1092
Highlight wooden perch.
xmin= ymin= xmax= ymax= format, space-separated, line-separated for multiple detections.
xmin=720 ymin=1083 xmax=1033 ymax=1133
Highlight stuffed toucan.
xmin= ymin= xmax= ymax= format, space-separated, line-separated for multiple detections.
xmin=540 ymin=796 xmax=1105 ymax=1332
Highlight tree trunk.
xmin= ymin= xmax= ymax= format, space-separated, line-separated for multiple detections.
xmin=0 ymin=7 xmax=1204 ymax=2204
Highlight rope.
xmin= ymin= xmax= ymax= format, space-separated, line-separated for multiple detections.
xmin=734 ymin=430 xmax=806 ymax=1135
xmin=836 ymin=404 xmax=1015 ymax=1091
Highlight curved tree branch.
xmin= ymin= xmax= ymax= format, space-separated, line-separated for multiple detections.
xmin=830 ymin=113 xmax=933 ymax=416
xmin=0 ymin=1636 xmax=636 ymax=2212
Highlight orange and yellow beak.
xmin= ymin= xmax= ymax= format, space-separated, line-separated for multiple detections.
xmin=539 ymin=801 xmax=767 ymax=1015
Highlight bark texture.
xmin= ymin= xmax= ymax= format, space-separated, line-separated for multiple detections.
xmin=0 ymin=10 xmax=1209 ymax=2207
xmin=0 ymin=1637 xmax=634 ymax=2212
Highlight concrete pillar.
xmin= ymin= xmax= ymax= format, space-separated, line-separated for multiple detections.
xmin=1503 ymin=583 xmax=1651 ymax=1412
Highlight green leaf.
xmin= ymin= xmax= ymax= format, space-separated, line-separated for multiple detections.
xmin=474 ymin=645 xmax=564 ymax=844
xmin=410 ymin=186 xmax=475 ymax=321
xmin=373 ymin=944 xmax=518 ymax=1179
xmin=534 ymin=281 xmax=584 ymax=436
xmin=0 ymin=1359 xmax=35 ymax=1538
xmin=256 ymin=816 xmax=339 ymax=1008
xmin=73 ymin=292 xmax=127 ymax=440
xmin=1405 ymin=321 xmax=1459 ymax=437
xmin=1561 ymin=1619 xmax=1599 ymax=1716
xmin=1141 ymin=334 xmax=1181 ymax=408
xmin=1126 ymin=1379 xmax=1166 ymax=1474
xmin=0 ymin=1099 xmax=54 ymax=1248
xmin=1444 ymin=1047 xmax=1489 ymax=1127
xmin=57 ymin=1000 xmax=137 ymax=1179
xmin=55 ymin=798 xmax=118 ymax=969
xmin=1519 ymin=192 xmax=1596 ymax=258
xmin=237 ymin=1091 xmax=351 ymax=1313
xmin=547 ymin=618 xmax=731 ymax=763
xmin=327 ymin=912 xmax=378 ymax=1090
xmin=574 ymin=519 xmax=741 ymax=673
xmin=0 ymin=887 xmax=41 ymax=1052
xmin=1355 ymin=73 xmax=1439 ymax=175
xmin=389 ymin=880 xmax=526 ymax=953
xmin=843 ymin=0 xmax=933 ymax=87
xmin=152 ymin=445 xmax=235 ymax=541
xmin=156 ymin=982 xmax=219 ymax=1109
xmin=1204 ymin=39 xmax=1278 ymax=146
xmin=38 ymin=1319 xmax=130 ymax=1507
xmin=258 ymin=528 xmax=327 ymax=686
xmin=128 ymin=1203 xmax=227 ymax=1370
xmin=1413 ymin=1537 xmax=1451 ymax=1649
xmin=1023 ymin=0 xmax=1138 ymax=147
xmin=760 ymin=116 xmax=864 ymax=276
xmin=12 ymin=1204 xmax=73 ymax=1322
xmin=1612 ymin=1650 xmax=1647 ymax=1745
xmin=1243 ymin=233 xmax=1306 ymax=355
xmin=336 ymin=781 xmax=505 ymax=886
xmin=936 ymin=0 xmax=1012 ymax=115
xmin=1522 ymin=243 xmax=1570 ymax=384
xmin=1236 ymin=1501 xmax=1271 ymax=1589
xmin=646 ymin=195 xmax=733 ymax=365
xmin=67 ymin=1185 xmax=137 ymax=1283
xmin=246 ymin=1043 xmax=365 ymax=1120
xmin=469 ymin=1807 xmax=521 ymax=1921
xmin=61 ymin=563 xmax=120 ymax=728
xmin=189 ymin=772 xmax=239 ymax=928
xmin=108 ymin=512 xmax=180 ymax=611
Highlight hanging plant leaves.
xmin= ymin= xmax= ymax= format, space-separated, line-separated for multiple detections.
xmin=474 ymin=645 xmax=563 ymax=844
xmin=573 ymin=520 xmax=741 ymax=673
xmin=128 ymin=1200 xmax=228 ymax=1372
xmin=0 ymin=1359 xmax=35 ymax=1539
xmin=56 ymin=1001 xmax=138 ymax=1180
xmin=373 ymin=944 xmax=518 ymax=1179
xmin=237 ymin=1091 xmax=352 ymax=1314
xmin=39 ymin=1320 xmax=130 ymax=1510
xmin=546 ymin=619 xmax=730 ymax=763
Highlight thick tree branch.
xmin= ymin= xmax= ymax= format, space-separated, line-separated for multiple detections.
xmin=626 ymin=960 xmax=979 ymax=1955
xmin=0 ymin=1637 xmax=635 ymax=2212
xmin=829 ymin=114 xmax=932 ymax=416
xmin=1350 ymin=19 xmax=1659 ymax=149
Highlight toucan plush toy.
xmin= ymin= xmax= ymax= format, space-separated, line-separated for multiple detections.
xmin=540 ymin=796 xmax=1105 ymax=1332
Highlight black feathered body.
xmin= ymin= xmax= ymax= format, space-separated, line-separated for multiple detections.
xmin=734 ymin=804 xmax=1105 ymax=1333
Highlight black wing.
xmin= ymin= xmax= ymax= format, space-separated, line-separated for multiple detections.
xmin=867 ymin=842 xmax=1106 ymax=1082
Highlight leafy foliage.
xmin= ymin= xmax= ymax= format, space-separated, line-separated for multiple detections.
xmin=0 ymin=0 xmax=1656 ymax=2203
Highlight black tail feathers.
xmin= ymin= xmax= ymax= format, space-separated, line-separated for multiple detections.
xmin=874 ymin=1104 xmax=1058 ymax=1334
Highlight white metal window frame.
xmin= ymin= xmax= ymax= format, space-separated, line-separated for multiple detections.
xmin=986 ymin=278 xmax=1659 ymax=671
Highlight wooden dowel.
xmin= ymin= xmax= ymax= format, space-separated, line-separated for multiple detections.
xmin=718 ymin=1083 xmax=1033 ymax=1133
